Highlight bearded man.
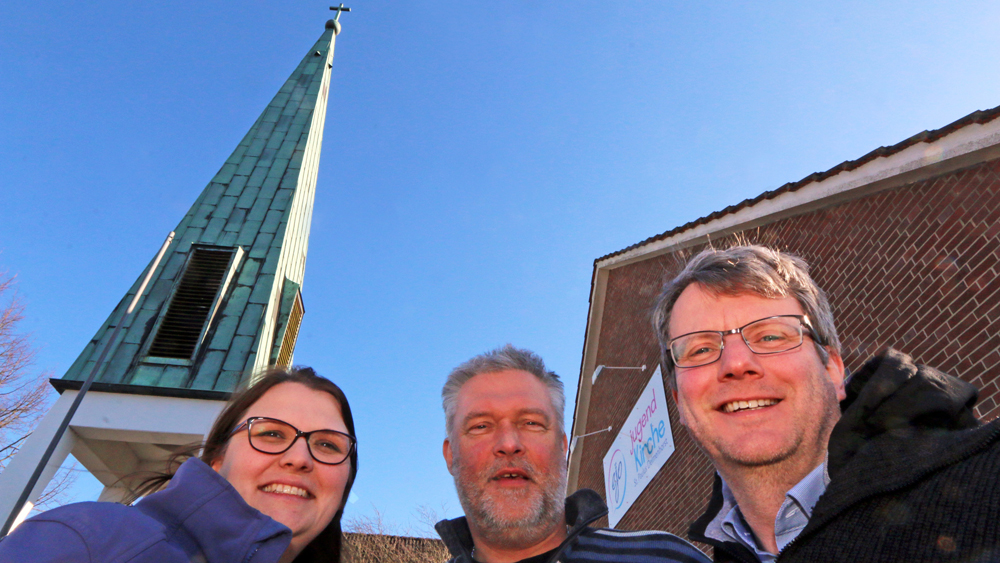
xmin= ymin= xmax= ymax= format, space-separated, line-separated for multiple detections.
xmin=435 ymin=344 xmax=709 ymax=563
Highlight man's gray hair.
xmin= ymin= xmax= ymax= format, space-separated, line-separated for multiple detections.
xmin=442 ymin=344 xmax=565 ymax=437
xmin=652 ymin=245 xmax=841 ymax=390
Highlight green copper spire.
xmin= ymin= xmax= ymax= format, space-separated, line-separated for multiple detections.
xmin=59 ymin=21 xmax=343 ymax=396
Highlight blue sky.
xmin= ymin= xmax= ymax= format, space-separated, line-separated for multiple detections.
xmin=3 ymin=1 xmax=1000 ymax=534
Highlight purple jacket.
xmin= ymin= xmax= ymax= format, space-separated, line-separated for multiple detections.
xmin=0 ymin=458 xmax=291 ymax=563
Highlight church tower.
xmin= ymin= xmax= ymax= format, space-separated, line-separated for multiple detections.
xmin=0 ymin=18 xmax=345 ymax=529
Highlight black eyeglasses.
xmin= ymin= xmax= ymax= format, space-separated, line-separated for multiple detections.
xmin=230 ymin=417 xmax=356 ymax=466
xmin=668 ymin=315 xmax=815 ymax=369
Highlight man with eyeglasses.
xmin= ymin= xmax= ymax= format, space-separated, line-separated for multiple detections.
xmin=652 ymin=245 xmax=1000 ymax=563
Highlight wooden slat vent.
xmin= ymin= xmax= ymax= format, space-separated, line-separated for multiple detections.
xmin=148 ymin=249 xmax=234 ymax=359
xmin=275 ymin=293 xmax=304 ymax=367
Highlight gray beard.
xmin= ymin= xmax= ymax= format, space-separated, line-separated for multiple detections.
xmin=451 ymin=454 xmax=567 ymax=549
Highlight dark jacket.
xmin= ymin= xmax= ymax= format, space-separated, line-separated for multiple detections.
xmin=436 ymin=488 xmax=710 ymax=563
xmin=0 ymin=458 xmax=291 ymax=563
xmin=689 ymin=349 xmax=1000 ymax=563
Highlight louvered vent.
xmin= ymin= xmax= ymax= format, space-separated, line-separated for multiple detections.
xmin=148 ymin=248 xmax=235 ymax=359
xmin=275 ymin=293 xmax=304 ymax=367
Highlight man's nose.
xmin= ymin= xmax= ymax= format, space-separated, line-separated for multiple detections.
xmin=493 ymin=422 xmax=524 ymax=456
xmin=718 ymin=332 xmax=763 ymax=380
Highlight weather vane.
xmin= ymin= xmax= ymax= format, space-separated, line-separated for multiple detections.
xmin=330 ymin=4 xmax=351 ymax=21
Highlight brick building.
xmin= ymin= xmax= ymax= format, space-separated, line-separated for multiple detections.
xmin=566 ymin=104 xmax=1000 ymax=539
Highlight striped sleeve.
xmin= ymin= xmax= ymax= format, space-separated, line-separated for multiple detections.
xmin=561 ymin=527 xmax=711 ymax=563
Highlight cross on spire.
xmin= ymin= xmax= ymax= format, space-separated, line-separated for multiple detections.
xmin=330 ymin=4 xmax=351 ymax=21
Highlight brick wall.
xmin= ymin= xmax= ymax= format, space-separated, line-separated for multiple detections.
xmin=576 ymin=155 xmax=1000 ymax=539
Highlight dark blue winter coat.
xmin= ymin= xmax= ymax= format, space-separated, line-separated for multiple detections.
xmin=0 ymin=458 xmax=291 ymax=563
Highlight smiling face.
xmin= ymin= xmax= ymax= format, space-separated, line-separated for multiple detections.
xmin=211 ymin=382 xmax=351 ymax=558
xmin=668 ymin=284 xmax=846 ymax=476
xmin=443 ymin=369 xmax=568 ymax=550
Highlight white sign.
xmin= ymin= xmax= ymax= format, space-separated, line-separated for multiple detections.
xmin=602 ymin=365 xmax=675 ymax=527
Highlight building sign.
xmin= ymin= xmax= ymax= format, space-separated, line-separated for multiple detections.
xmin=602 ymin=365 xmax=675 ymax=527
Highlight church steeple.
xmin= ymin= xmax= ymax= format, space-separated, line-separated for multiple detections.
xmin=58 ymin=20 xmax=342 ymax=395
xmin=0 ymin=19 xmax=347 ymax=530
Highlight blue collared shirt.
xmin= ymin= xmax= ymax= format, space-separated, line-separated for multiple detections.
xmin=719 ymin=461 xmax=829 ymax=562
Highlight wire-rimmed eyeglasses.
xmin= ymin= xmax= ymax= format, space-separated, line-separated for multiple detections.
xmin=230 ymin=417 xmax=356 ymax=466
xmin=668 ymin=315 xmax=814 ymax=369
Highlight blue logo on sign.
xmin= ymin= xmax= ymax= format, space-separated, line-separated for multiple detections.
xmin=608 ymin=449 xmax=627 ymax=509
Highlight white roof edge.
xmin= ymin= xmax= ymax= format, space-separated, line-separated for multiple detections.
xmin=597 ymin=117 xmax=1000 ymax=271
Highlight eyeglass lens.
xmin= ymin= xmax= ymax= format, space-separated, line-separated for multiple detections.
xmin=671 ymin=316 xmax=804 ymax=368
xmin=247 ymin=418 xmax=353 ymax=465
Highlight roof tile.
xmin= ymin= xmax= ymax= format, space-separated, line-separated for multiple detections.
xmin=223 ymin=208 xmax=247 ymax=232
xmin=237 ymin=304 xmax=265 ymax=336
xmin=236 ymin=186 xmax=261 ymax=209
xmin=190 ymin=351 xmax=225 ymax=390
xmin=236 ymin=221 xmax=262 ymax=246
xmin=237 ymin=259 xmax=260 ymax=286
xmin=159 ymin=366 xmax=190 ymax=388
xmin=212 ymin=163 xmax=238 ymax=184
xmin=249 ymin=233 xmax=274 ymax=258
xmin=208 ymin=315 xmax=239 ymax=351
xmin=130 ymin=364 xmax=165 ymax=387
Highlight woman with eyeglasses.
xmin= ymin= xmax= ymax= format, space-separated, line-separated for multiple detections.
xmin=0 ymin=366 xmax=358 ymax=563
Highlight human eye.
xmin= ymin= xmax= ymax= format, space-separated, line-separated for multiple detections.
xmin=746 ymin=319 xmax=798 ymax=349
xmin=522 ymin=418 xmax=547 ymax=431
xmin=251 ymin=424 xmax=288 ymax=443
xmin=312 ymin=434 xmax=346 ymax=454
xmin=676 ymin=334 xmax=721 ymax=363
xmin=466 ymin=421 xmax=491 ymax=435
